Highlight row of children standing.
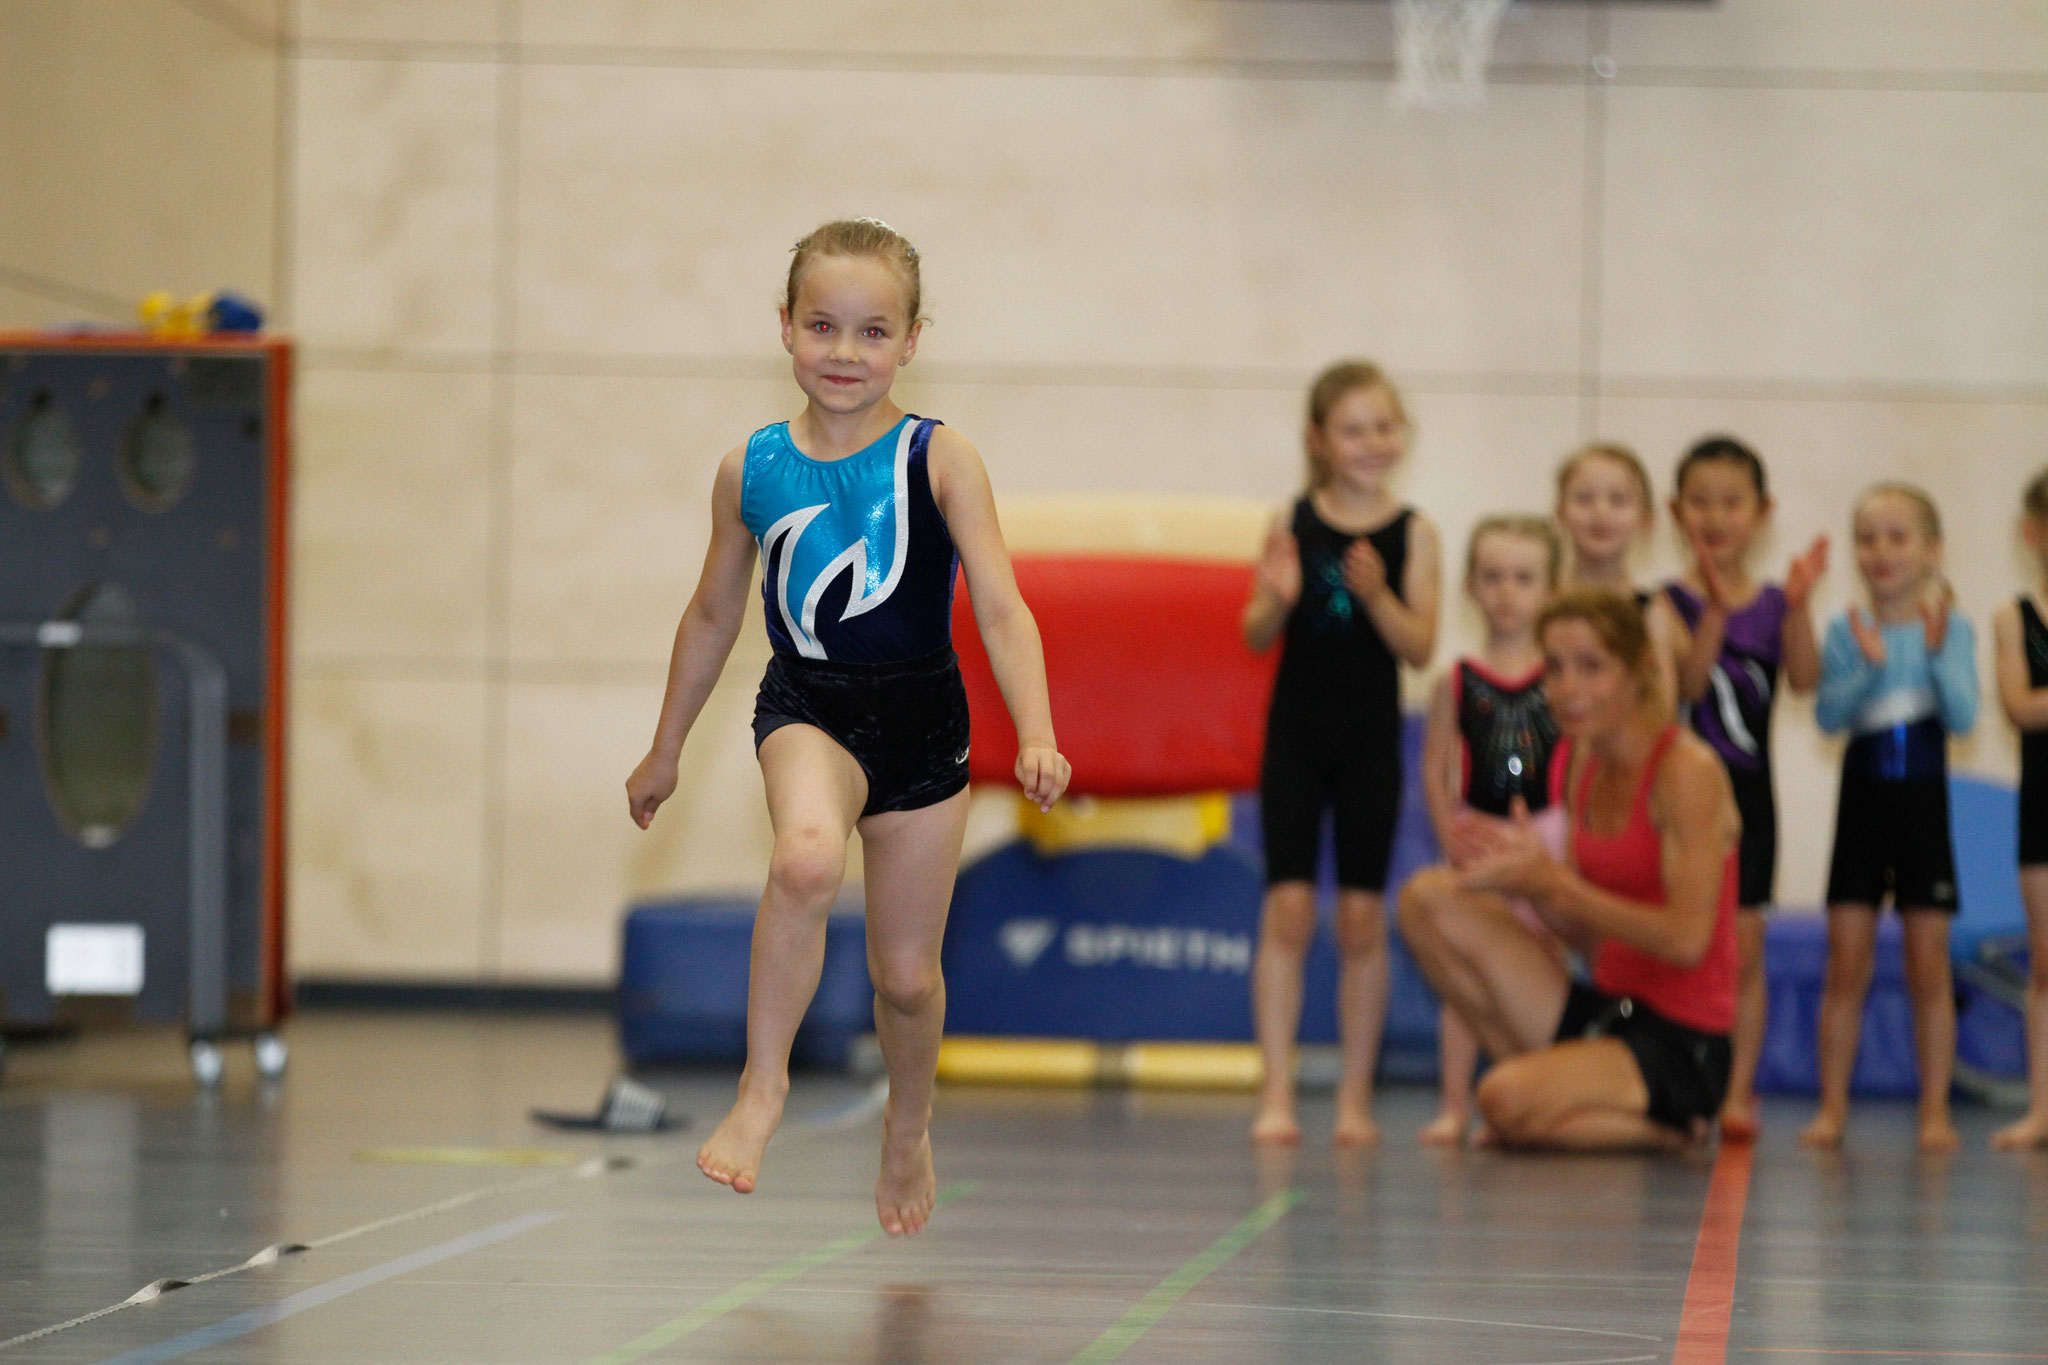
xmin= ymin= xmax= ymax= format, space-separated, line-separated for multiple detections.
xmin=1246 ymin=358 xmax=2048 ymax=1153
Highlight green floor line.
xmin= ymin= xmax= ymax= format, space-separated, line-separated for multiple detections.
xmin=1067 ymin=1189 xmax=1304 ymax=1365
xmin=580 ymin=1181 xmax=978 ymax=1365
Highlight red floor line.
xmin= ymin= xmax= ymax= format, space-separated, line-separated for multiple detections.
xmin=1671 ymin=1140 xmax=1757 ymax=1365
xmin=1744 ymin=1352 xmax=2048 ymax=1359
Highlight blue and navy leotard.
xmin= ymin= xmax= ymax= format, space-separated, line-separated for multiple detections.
xmin=739 ymin=415 xmax=958 ymax=663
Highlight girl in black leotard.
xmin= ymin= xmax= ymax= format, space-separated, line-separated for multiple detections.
xmin=1242 ymin=360 xmax=1442 ymax=1148
xmin=1993 ymin=465 xmax=2048 ymax=1151
xmin=1415 ymin=515 xmax=1566 ymax=1146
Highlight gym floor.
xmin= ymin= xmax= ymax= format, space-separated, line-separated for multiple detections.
xmin=2 ymin=1013 xmax=2045 ymax=1364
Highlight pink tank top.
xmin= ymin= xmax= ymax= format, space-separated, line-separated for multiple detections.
xmin=1550 ymin=727 xmax=1737 ymax=1035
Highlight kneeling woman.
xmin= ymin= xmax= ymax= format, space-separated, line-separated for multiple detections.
xmin=1398 ymin=588 xmax=1739 ymax=1150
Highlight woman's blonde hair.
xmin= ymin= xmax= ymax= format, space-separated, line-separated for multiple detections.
xmin=1466 ymin=514 xmax=1563 ymax=586
xmin=1303 ymin=360 xmax=1409 ymax=490
xmin=1538 ymin=586 xmax=1661 ymax=703
xmin=784 ymin=217 xmax=922 ymax=324
xmin=1555 ymin=442 xmax=1653 ymax=514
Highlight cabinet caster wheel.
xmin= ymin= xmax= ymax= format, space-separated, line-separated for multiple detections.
xmin=253 ymin=1032 xmax=288 ymax=1081
xmin=190 ymin=1038 xmax=224 ymax=1088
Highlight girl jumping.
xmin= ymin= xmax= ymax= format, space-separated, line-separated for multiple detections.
xmin=626 ymin=218 xmax=1069 ymax=1234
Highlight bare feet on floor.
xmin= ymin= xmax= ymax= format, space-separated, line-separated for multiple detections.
xmin=1798 ymin=1109 xmax=1845 ymax=1150
xmin=1917 ymin=1114 xmax=1962 ymax=1154
xmin=1250 ymin=1099 xmax=1302 ymax=1146
xmin=875 ymin=1109 xmax=937 ymax=1237
xmin=1332 ymin=1090 xmax=1380 ymax=1149
xmin=1990 ymin=1111 xmax=2048 ymax=1151
xmin=697 ymin=1086 xmax=786 ymax=1194
xmin=1718 ymin=1102 xmax=1760 ymax=1144
xmin=1418 ymin=1110 xmax=1468 ymax=1147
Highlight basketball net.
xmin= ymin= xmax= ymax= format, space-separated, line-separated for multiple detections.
xmin=1390 ymin=0 xmax=1514 ymax=110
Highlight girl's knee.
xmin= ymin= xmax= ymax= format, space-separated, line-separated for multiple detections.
xmin=1334 ymin=899 xmax=1386 ymax=957
xmin=871 ymin=957 xmax=942 ymax=1014
xmin=768 ymin=830 xmax=844 ymax=906
xmin=1261 ymin=895 xmax=1318 ymax=954
xmin=1823 ymin=941 xmax=1876 ymax=993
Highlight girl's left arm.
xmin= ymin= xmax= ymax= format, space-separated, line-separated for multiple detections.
xmin=1362 ymin=512 xmax=1441 ymax=667
xmin=1781 ymin=590 xmax=1823 ymax=693
xmin=929 ymin=427 xmax=1071 ymax=811
xmin=1780 ymin=538 xmax=1829 ymax=693
xmin=1929 ymin=610 xmax=1979 ymax=736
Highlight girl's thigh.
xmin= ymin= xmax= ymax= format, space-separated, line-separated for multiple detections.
xmin=858 ymin=788 xmax=972 ymax=961
xmin=758 ymin=723 xmax=869 ymax=840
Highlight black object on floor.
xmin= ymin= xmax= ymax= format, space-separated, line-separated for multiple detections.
xmin=530 ymin=1076 xmax=680 ymax=1132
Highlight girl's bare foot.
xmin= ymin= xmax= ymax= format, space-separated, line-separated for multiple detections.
xmin=1991 ymin=1111 xmax=2048 ymax=1151
xmin=1718 ymin=1101 xmax=1760 ymax=1144
xmin=1918 ymin=1115 xmax=1962 ymax=1154
xmin=1798 ymin=1109 xmax=1846 ymax=1149
xmin=1418 ymin=1110 xmax=1468 ymax=1147
xmin=875 ymin=1111 xmax=937 ymax=1236
xmin=1332 ymin=1088 xmax=1380 ymax=1148
xmin=1251 ymin=1103 xmax=1302 ymax=1146
xmin=697 ymin=1086 xmax=786 ymax=1194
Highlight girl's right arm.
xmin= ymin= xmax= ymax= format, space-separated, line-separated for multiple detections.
xmin=627 ymin=448 xmax=758 ymax=829
xmin=1242 ymin=511 xmax=1299 ymax=652
xmin=1674 ymin=556 xmax=1729 ymax=706
xmin=1813 ymin=613 xmax=1881 ymax=734
xmin=1644 ymin=593 xmax=1686 ymax=714
xmin=1995 ymin=599 xmax=2048 ymax=731
xmin=1420 ymin=672 xmax=1463 ymax=862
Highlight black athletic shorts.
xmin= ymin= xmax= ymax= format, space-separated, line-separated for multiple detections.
xmin=1258 ymin=721 xmax=1401 ymax=891
xmin=2021 ymin=760 xmax=2048 ymax=868
xmin=1727 ymin=765 xmax=1778 ymax=910
xmin=1824 ymin=771 xmax=1959 ymax=913
xmin=752 ymin=645 xmax=971 ymax=818
xmin=1554 ymin=982 xmax=1732 ymax=1132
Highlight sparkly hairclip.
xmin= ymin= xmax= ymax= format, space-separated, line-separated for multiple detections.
xmin=854 ymin=217 xmax=917 ymax=258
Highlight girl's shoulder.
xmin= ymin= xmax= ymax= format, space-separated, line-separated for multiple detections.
xmin=1994 ymin=594 xmax=2028 ymax=636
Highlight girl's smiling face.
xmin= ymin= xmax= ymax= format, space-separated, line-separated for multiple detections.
xmin=780 ymin=253 xmax=920 ymax=415
xmin=1558 ymin=455 xmax=1652 ymax=566
xmin=1852 ymin=491 xmax=1940 ymax=605
xmin=1673 ymin=459 xmax=1768 ymax=571
xmin=1309 ymin=384 xmax=1407 ymax=492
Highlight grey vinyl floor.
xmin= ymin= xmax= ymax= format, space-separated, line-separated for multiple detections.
xmin=1 ymin=1012 xmax=2044 ymax=1363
